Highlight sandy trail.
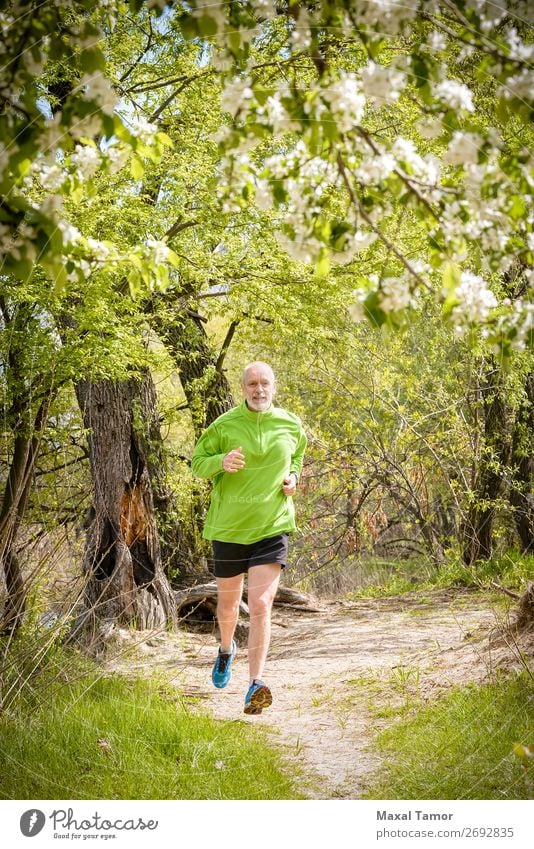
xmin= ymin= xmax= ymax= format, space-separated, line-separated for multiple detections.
xmin=108 ymin=589 xmax=508 ymax=798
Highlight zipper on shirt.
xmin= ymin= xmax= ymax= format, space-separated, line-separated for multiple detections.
xmin=257 ymin=412 xmax=263 ymax=453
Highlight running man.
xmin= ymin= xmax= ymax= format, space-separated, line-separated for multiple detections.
xmin=191 ymin=362 xmax=307 ymax=714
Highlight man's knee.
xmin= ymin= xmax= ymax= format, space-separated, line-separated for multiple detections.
xmin=248 ymin=593 xmax=275 ymax=619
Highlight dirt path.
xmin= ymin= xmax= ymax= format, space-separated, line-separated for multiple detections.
xmin=108 ymin=589 xmax=509 ymax=799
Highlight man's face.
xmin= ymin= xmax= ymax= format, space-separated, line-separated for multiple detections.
xmin=242 ymin=365 xmax=276 ymax=412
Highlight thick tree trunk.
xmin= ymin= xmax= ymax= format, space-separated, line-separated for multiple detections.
xmin=151 ymin=299 xmax=234 ymax=437
xmin=73 ymin=374 xmax=177 ymax=634
xmin=463 ymin=363 xmax=512 ymax=565
xmin=509 ymin=371 xmax=534 ymax=554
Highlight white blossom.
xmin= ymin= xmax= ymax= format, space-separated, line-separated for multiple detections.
xmin=38 ymin=163 xmax=65 ymax=191
xmin=425 ymin=30 xmax=447 ymax=53
xmin=453 ymin=271 xmax=498 ymax=323
xmin=291 ymin=7 xmax=312 ymax=51
xmin=324 ymin=73 xmax=366 ymax=132
xmin=501 ymin=69 xmax=534 ymax=101
xmin=57 ymin=220 xmax=82 ymax=245
xmin=87 ymin=238 xmax=111 ymax=261
xmin=265 ymin=93 xmax=300 ymax=133
xmin=434 ymin=79 xmax=475 ymax=112
xmin=70 ymin=114 xmax=103 ymax=140
xmin=0 ymin=143 xmax=8 ymax=174
xmin=41 ymin=113 xmax=65 ymax=151
xmin=23 ymin=49 xmax=44 ymax=76
xmin=506 ymin=28 xmax=534 ymax=62
xmin=220 ymin=77 xmax=253 ymax=118
xmin=360 ymin=61 xmax=406 ymax=104
xmin=467 ymin=0 xmax=507 ymax=32
xmin=107 ymin=146 xmax=129 ymax=174
xmin=250 ymin=0 xmax=278 ymax=20
xmin=133 ymin=118 xmax=158 ymax=143
xmin=355 ymin=152 xmax=396 ymax=185
xmin=39 ymin=195 xmax=63 ymax=215
xmin=348 ymin=289 xmax=367 ymax=322
xmin=254 ymin=181 xmax=273 ymax=211
xmin=191 ymin=0 xmax=227 ymax=32
xmin=77 ymin=72 xmax=118 ymax=115
xmin=379 ymin=276 xmax=415 ymax=312
xmin=444 ymin=132 xmax=483 ymax=167
xmin=147 ymin=238 xmax=172 ymax=264
xmin=416 ymin=117 xmax=444 ymax=140
xmin=358 ymin=0 xmax=418 ymax=34
xmin=70 ymin=145 xmax=100 ymax=181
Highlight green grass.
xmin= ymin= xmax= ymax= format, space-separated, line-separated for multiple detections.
xmin=348 ymin=549 xmax=533 ymax=599
xmin=0 ymin=648 xmax=302 ymax=800
xmin=362 ymin=672 xmax=534 ymax=800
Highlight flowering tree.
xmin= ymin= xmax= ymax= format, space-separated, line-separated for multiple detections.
xmin=1 ymin=0 xmax=177 ymax=292
xmin=171 ymin=0 xmax=533 ymax=354
xmin=1 ymin=1 xmax=533 ymax=633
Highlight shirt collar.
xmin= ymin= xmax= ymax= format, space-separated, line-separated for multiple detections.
xmin=242 ymin=400 xmax=274 ymax=418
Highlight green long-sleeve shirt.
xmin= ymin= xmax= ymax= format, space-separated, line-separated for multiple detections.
xmin=191 ymin=401 xmax=307 ymax=544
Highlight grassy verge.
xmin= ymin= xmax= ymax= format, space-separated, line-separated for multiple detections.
xmin=361 ymin=672 xmax=533 ymax=800
xmin=0 ymin=645 xmax=302 ymax=800
xmin=347 ymin=550 xmax=533 ymax=599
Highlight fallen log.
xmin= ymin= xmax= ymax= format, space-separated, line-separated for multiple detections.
xmin=173 ymin=581 xmax=321 ymax=621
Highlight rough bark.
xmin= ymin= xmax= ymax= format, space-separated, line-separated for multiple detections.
xmin=72 ymin=374 xmax=177 ymax=636
xmin=150 ymin=296 xmax=234 ymax=437
xmin=509 ymin=371 xmax=534 ymax=554
xmin=463 ymin=363 xmax=512 ymax=565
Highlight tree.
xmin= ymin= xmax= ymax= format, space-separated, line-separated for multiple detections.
xmin=72 ymin=372 xmax=177 ymax=634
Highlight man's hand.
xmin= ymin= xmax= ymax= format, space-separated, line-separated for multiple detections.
xmin=223 ymin=447 xmax=246 ymax=473
xmin=282 ymin=473 xmax=298 ymax=496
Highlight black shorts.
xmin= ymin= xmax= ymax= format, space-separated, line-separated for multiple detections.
xmin=212 ymin=533 xmax=289 ymax=578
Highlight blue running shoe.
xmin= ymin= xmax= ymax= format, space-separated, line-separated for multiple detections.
xmin=244 ymin=679 xmax=272 ymax=715
xmin=211 ymin=640 xmax=236 ymax=689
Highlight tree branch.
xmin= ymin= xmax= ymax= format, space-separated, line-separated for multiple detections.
xmin=215 ymin=320 xmax=240 ymax=373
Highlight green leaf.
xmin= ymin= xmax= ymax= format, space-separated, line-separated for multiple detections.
xmin=442 ymin=261 xmax=461 ymax=292
xmin=412 ymin=55 xmax=429 ymax=89
xmin=315 ymin=251 xmax=330 ymax=279
xmin=198 ymin=15 xmax=218 ymax=37
xmin=52 ymin=263 xmax=68 ymax=295
xmin=16 ymin=158 xmax=32 ymax=177
xmin=156 ymin=132 xmax=173 ymax=148
xmin=509 ymin=195 xmax=526 ymax=221
xmin=364 ymin=291 xmax=387 ymax=328
xmin=131 ymin=156 xmax=144 ymax=179
xmin=79 ymin=47 xmax=106 ymax=73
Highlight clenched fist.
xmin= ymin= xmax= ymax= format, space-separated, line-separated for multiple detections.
xmin=223 ymin=447 xmax=246 ymax=473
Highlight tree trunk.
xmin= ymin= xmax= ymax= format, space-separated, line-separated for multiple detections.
xmin=148 ymin=298 xmax=235 ymax=578
xmin=0 ymin=297 xmax=55 ymax=634
xmin=73 ymin=374 xmax=177 ymax=635
xmin=509 ymin=371 xmax=534 ymax=554
xmin=463 ymin=363 xmax=512 ymax=565
xmin=150 ymin=298 xmax=234 ymax=437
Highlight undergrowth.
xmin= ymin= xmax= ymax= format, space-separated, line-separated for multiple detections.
xmin=348 ymin=550 xmax=533 ymax=599
xmin=362 ymin=671 xmax=533 ymax=800
xmin=0 ymin=635 xmax=301 ymax=800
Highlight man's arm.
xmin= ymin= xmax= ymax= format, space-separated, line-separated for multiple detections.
xmin=191 ymin=424 xmax=226 ymax=480
xmin=283 ymin=425 xmax=308 ymax=496
xmin=290 ymin=426 xmax=307 ymax=479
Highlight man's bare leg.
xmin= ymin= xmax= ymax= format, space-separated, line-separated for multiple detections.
xmin=246 ymin=563 xmax=281 ymax=683
xmin=216 ymin=573 xmax=244 ymax=651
